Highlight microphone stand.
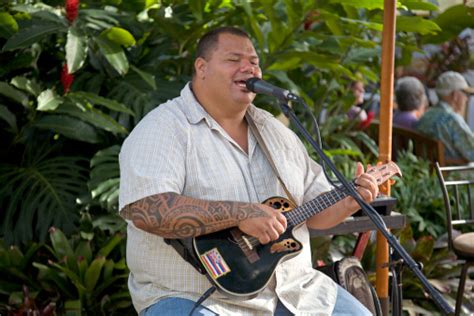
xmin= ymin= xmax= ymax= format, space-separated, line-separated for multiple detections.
xmin=277 ymin=100 xmax=453 ymax=315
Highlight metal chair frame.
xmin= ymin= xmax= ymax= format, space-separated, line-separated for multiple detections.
xmin=435 ymin=162 xmax=474 ymax=316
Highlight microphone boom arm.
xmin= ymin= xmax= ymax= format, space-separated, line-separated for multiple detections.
xmin=276 ymin=100 xmax=454 ymax=315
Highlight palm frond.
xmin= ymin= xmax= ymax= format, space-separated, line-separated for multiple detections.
xmin=88 ymin=145 xmax=120 ymax=212
xmin=0 ymin=156 xmax=88 ymax=245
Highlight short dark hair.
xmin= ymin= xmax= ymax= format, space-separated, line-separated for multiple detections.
xmin=395 ymin=76 xmax=427 ymax=112
xmin=196 ymin=27 xmax=251 ymax=60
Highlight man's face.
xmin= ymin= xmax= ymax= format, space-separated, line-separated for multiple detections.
xmin=195 ymin=33 xmax=262 ymax=109
xmin=452 ymin=90 xmax=469 ymax=115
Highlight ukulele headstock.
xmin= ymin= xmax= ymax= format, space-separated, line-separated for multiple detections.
xmin=366 ymin=161 xmax=402 ymax=185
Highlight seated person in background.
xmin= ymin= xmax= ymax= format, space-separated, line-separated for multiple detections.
xmin=347 ymin=81 xmax=374 ymax=129
xmin=415 ymin=71 xmax=474 ymax=162
xmin=393 ymin=76 xmax=427 ymax=129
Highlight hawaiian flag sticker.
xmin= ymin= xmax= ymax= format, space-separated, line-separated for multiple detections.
xmin=200 ymin=248 xmax=231 ymax=279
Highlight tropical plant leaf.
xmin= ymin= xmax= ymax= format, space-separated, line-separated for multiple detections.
xmin=100 ymin=27 xmax=136 ymax=47
xmin=0 ymin=12 xmax=19 ymax=38
xmin=37 ymin=89 xmax=63 ymax=111
xmin=400 ymin=0 xmax=438 ymax=11
xmin=130 ymin=65 xmax=156 ymax=90
xmin=422 ymin=5 xmax=474 ymax=44
xmin=55 ymin=101 xmax=128 ymax=135
xmin=10 ymin=76 xmax=42 ymax=97
xmin=396 ymin=16 xmax=441 ymax=35
xmin=96 ymin=37 xmax=129 ymax=76
xmin=329 ymin=0 xmax=389 ymax=10
xmin=0 ymin=156 xmax=88 ymax=245
xmin=34 ymin=114 xmax=102 ymax=143
xmin=80 ymin=9 xmax=119 ymax=30
xmin=49 ymin=227 xmax=75 ymax=261
xmin=0 ymin=104 xmax=18 ymax=132
xmin=0 ymin=81 xmax=29 ymax=107
xmin=70 ymin=91 xmax=134 ymax=115
xmin=84 ymin=256 xmax=106 ymax=291
xmin=339 ymin=16 xmax=383 ymax=31
xmin=2 ymin=21 xmax=66 ymax=51
xmin=66 ymin=26 xmax=88 ymax=74
xmin=89 ymin=145 xmax=120 ymax=211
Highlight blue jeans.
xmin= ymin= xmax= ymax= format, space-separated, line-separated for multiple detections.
xmin=141 ymin=285 xmax=371 ymax=315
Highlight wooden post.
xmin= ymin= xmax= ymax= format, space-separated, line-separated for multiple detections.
xmin=377 ymin=0 xmax=396 ymax=314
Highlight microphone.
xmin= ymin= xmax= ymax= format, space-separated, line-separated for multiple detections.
xmin=245 ymin=77 xmax=300 ymax=101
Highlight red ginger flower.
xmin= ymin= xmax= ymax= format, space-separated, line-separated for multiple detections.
xmin=65 ymin=0 xmax=79 ymax=23
xmin=61 ymin=64 xmax=74 ymax=94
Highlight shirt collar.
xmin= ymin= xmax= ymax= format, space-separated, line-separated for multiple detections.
xmin=180 ymin=82 xmax=273 ymax=128
xmin=437 ymin=100 xmax=455 ymax=113
xmin=181 ymin=82 xmax=213 ymax=127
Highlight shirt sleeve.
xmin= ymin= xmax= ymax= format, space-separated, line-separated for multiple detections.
xmin=447 ymin=114 xmax=474 ymax=161
xmin=118 ymin=108 xmax=187 ymax=210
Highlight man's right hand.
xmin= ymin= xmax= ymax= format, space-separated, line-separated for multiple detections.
xmin=238 ymin=204 xmax=287 ymax=244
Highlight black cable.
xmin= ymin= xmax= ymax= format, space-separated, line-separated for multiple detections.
xmin=292 ymin=98 xmax=338 ymax=187
xmin=277 ymin=100 xmax=453 ymax=314
xmin=188 ymin=286 xmax=217 ymax=316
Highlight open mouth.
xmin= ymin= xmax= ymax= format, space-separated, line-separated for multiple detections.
xmin=235 ymin=80 xmax=250 ymax=91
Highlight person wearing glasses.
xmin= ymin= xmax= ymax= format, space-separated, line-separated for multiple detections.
xmin=415 ymin=71 xmax=474 ymax=162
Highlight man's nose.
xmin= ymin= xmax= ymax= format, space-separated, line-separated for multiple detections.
xmin=240 ymin=60 xmax=258 ymax=74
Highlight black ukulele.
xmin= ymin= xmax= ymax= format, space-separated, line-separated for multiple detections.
xmin=193 ymin=162 xmax=401 ymax=299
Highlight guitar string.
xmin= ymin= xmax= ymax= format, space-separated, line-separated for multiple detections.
xmin=235 ymin=165 xmax=396 ymax=249
xmin=243 ymin=183 xmax=355 ymax=248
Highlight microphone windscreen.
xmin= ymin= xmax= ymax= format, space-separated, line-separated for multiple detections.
xmin=245 ymin=77 xmax=261 ymax=92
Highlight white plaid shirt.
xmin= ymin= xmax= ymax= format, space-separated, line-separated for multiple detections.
xmin=119 ymin=83 xmax=337 ymax=315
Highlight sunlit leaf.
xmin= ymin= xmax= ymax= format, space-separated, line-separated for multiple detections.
xmin=329 ymin=0 xmax=388 ymax=10
xmin=37 ymin=89 xmax=63 ymax=111
xmin=100 ymin=27 xmax=136 ymax=47
xmin=10 ymin=76 xmax=41 ymax=97
xmin=66 ymin=26 xmax=88 ymax=73
xmin=396 ymin=16 xmax=441 ymax=35
xmin=0 ymin=12 xmax=18 ymax=38
xmin=400 ymin=0 xmax=438 ymax=11
xmin=96 ymin=37 xmax=129 ymax=75
xmin=422 ymin=5 xmax=474 ymax=44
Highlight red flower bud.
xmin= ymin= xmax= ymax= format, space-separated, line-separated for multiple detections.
xmin=61 ymin=64 xmax=74 ymax=94
xmin=65 ymin=0 xmax=79 ymax=23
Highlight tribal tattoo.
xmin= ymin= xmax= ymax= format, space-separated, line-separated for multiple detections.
xmin=120 ymin=192 xmax=269 ymax=238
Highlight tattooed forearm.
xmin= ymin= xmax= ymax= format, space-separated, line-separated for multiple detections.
xmin=120 ymin=192 xmax=267 ymax=238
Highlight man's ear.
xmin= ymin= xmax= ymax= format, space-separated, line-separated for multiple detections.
xmin=194 ymin=57 xmax=207 ymax=79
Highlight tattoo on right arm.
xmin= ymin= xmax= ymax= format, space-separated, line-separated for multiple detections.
xmin=120 ymin=192 xmax=267 ymax=238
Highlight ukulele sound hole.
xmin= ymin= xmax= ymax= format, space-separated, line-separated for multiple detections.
xmin=271 ymin=201 xmax=281 ymax=209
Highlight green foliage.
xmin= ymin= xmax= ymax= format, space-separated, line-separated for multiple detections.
xmin=0 ymin=0 xmax=469 ymax=313
xmin=0 ymin=216 xmax=130 ymax=315
xmin=88 ymin=145 xmax=120 ymax=212
xmin=422 ymin=5 xmax=474 ymax=44
xmin=34 ymin=227 xmax=131 ymax=314
xmin=391 ymin=149 xmax=446 ymax=238
xmin=0 ymin=147 xmax=89 ymax=245
xmin=396 ymin=225 xmax=470 ymax=314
